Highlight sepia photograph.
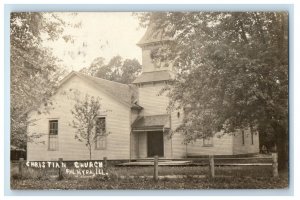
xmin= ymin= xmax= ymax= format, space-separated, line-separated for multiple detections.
xmin=9 ymin=11 xmax=289 ymax=190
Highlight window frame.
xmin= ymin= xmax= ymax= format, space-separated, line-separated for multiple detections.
xmin=48 ymin=119 xmax=59 ymax=151
xmin=95 ymin=116 xmax=107 ymax=150
xmin=242 ymin=130 xmax=245 ymax=145
xmin=203 ymin=136 xmax=213 ymax=147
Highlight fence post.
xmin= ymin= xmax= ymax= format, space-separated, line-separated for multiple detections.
xmin=153 ymin=155 xmax=158 ymax=181
xmin=209 ymin=155 xmax=215 ymax=178
xmin=19 ymin=158 xmax=24 ymax=178
xmin=103 ymin=157 xmax=107 ymax=174
xmin=272 ymin=153 xmax=279 ymax=178
xmin=58 ymin=158 xmax=63 ymax=180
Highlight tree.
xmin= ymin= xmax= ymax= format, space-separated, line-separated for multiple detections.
xmin=139 ymin=12 xmax=288 ymax=170
xmin=81 ymin=55 xmax=142 ymax=84
xmin=120 ymin=58 xmax=143 ymax=83
xmin=95 ymin=56 xmax=122 ymax=81
xmin=94 ymin=56 xmax=142 ymax=84
xmin=71 ymin=94 xmax=105 ymax=160
xmin=10 ymin=12 xmax=72 ymax=148
xmin=80 ymin=57 xmax=105 ymax=76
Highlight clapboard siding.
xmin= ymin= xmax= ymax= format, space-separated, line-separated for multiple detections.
xmin=27 ymin=75 xmax=131 ymax=161
xmin=136 ymin=82 xmax=173 ymax=158
xmin=186 ymin=132 xmax=233 ymax=156
xmin=170 ymin=109 xmax=187 ymax=158
xmin=142 ymin=45 xmax=172 ymax=73
xmin=138 ymin=83 xmax=169 ymax=116
xmin=130 ymin=133 xmax=139 ymax=159
xmin=163 ymin=134 xmax=172 ymax=159
xmin=131 ymin=110 xmax=139 ymax=123
xmin=171 ymin=132 xmax=187 ymax=158
xmin=130 ymin=110 xmax=139 ymax=159
xmin=137 ymin=132 xmax=147 ymax=158
xmin=232 ymin=130 xmax=260 ymax=155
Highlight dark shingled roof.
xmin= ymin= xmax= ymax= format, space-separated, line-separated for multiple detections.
xmin=132 ymin=70 xmax=175 ymax=84
xmin=137 ymin=23 xmax=172 ymax=47
xmin=132 ymin=115 xmax=170 ymax=131
xmin=60 ymin=71 xmax=139 ymax=107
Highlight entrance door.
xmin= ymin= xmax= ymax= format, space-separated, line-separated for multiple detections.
xmin=147 ymin=131 xmax=164 ymax=157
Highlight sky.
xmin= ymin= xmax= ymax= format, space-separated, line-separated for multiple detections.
xmin=42 ymin=12 xmax=146 ymax=71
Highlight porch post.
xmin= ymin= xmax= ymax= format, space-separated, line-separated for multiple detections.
xmin=154 ymin=155 xmax=159 ymax=181
xmin=129 ymin=130 xmax=132 ymax=162
xmin=137 ymin=132 xmax=140 ymax=158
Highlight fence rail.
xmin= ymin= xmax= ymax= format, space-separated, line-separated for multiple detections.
xmin=16 ymin=153 xmax=279 ymax=180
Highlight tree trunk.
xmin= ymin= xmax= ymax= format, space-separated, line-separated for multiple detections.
xmin=274 ymin=125 xmax=288 ymax=171
xmin=88 ymin=144 xmax=92 ymax=160
xmin=276 ymin=132 xmax=288 ymax=171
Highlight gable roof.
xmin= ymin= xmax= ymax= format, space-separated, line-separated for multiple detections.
xmin=132 ymin=114 xmax=170 ymax=131
xmin=59 ymin=71 xmax=138 ymax=107
xmin=132 ymin=70 xmax=175 ymax=84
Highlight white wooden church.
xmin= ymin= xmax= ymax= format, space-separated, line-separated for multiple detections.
xmin=27 ymin=24 xmax=259 ymax=161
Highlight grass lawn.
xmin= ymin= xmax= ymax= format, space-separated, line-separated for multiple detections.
xmin=107 ymin=165 xmax=274 ymax=177
xmin=11 ymin=176 xmax=288 ymax=190
xmin=10 ymin=163 xmax=289 ymax=190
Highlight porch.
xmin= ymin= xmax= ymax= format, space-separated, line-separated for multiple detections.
xmin=131 ymin=114 xmax=172 ymax=159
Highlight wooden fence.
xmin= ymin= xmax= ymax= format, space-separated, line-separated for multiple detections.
xmin=206 ymin=153 xmax=279 ymax=178
xmin=17 ymin=153 xmax=279 ymax=180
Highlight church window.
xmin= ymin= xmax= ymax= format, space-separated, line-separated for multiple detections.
xmin=48 ymin=120 xmax=58 ymax=151
xmin=95 ymin=117 xmax=107 ymax=150
xmin=203 ymin=137 xmax=213 ymax=147
xmin=242 ymin=130 xmax=245 ymax=145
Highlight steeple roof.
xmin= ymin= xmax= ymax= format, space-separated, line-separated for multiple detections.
xmin=137 ymin=23 xmax=172 ymax=47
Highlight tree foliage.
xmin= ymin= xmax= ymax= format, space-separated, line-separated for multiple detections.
xmin=81 ymin=55 xmax=142 ymax=84
xmin=139 ymin=12 xmax=288 ymax=168
xmin=10 ymin=12 xmax=70 ymax=148
xmin=71 ymin=94 xmax=104 ymax=160
xmin=80 ymin=57 xmax=106 ymax=76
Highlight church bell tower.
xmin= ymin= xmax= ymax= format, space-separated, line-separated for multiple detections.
xmin=132 ymin=23 xmax=174 ymax=116
xmin=132 ymin=23 xmax=174 ymax=85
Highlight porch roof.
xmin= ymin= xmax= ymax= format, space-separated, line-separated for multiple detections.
xmin=132 ymin=114 xmax=170 ymax=132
